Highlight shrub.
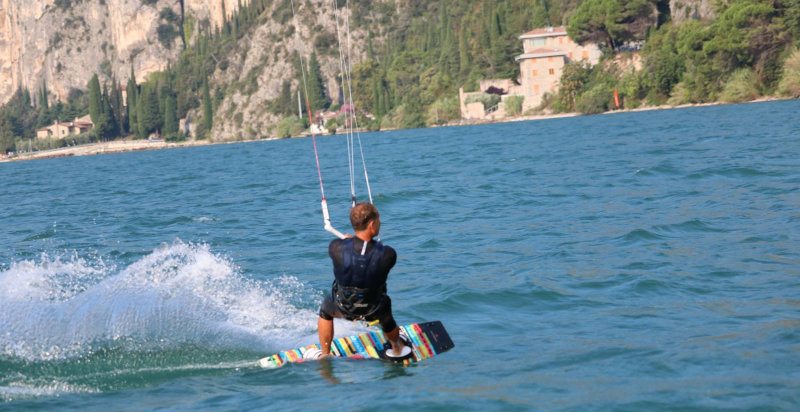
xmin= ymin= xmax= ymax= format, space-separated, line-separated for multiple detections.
xmin=157 ymin=23 xmax=178 ymax=49
xmin=576 ymin=83 xmax=611 ymax=114
xmin=719 ymin=69 xmax=760 ymax=103
xmin=777 ymin=49 xmax=800 ymax=98
xmin=464 ymin=93 xmax=501 ymax=110
xmin=503 ymin=96 xmax=524 ymax=116
xmin=427 ymin=95 xmax=461 ymax=125
xmin=666 ymin=82 xmax=691 ymax=106
xmin=276 ymin=116 xmax=305 ymax=138
xmin=325 ymin=118 xmax=338 ymax=134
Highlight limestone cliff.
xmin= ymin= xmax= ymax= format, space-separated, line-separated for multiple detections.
xmin=207 ymin=0 xmax=373 ymax=141
xmin=0 ymin=0 xmax=378 ymax=140
xmin=669 ymin=0 xmax=716 ymax=24
xmin=0 ymin=0 xmax=241 ymax=105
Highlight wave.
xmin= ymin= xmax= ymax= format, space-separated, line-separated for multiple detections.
xmin=0 ymin=242 xmax=330 ymax=399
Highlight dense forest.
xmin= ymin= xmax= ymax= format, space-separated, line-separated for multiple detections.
xmin=2 ymin=0 xmax=800 ymax=154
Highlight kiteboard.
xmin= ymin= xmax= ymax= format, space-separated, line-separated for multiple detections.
xmin=257 ymin=320 xmax=454 ymax=368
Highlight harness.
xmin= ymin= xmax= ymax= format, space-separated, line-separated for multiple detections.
xmin=333 ymin=238 xmax=387 ymax=318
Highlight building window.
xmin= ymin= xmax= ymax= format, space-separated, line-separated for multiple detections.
xmin=568 ymin=52 xmax=573 ymax=59
xmin=549 ymin=68 xmax=555 ymax=75
xmin=532 ymin=69 xmax=538 ymax=77
xmin=534 ymin=85 xmax=540 ymax=95
xmin=582 ymin=50 xmax=589 ymax=58
xmin=559 ymin=38 xmax=564 ymax=45
xmin=534 ymin=38 xmax=545 ymax=46
xmin=547 ymin=56 xmax=553 ymax=62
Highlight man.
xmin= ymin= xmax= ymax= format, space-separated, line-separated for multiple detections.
xmin=316 ymin=202 xmax=411 ymax=359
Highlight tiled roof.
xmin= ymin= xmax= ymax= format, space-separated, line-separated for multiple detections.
xmin=520 ymin=26 xmax=567 ymax=39
xmin=515 ymin=48 xmax=568 ymax=60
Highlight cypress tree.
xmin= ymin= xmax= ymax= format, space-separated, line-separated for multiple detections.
xmin=306 ymin=52 xmax=330 ymax=111
xmin=40 ymin=80 xmax=49 ymax=109
xmin=276 ymin=80 xmax=292 ymax=115
xmin=372 ymin=78 xmax=381 ymax=116
xmin=88 ymin=74 xmax=103 ymax=127
xmin=127 ymin=66 xmax=138 ymax=135
xmin=137 ymin=83 xmax=161 ymax=138
xmin=459 ymin=24 xmax=471 ymax=77
xmin=97 ymin=83 xmax=117 ymax=140
xmin=111 ymin=78 xmax=126 ymax=135
xmin=163 ymin=92 xmax=179 ymax=139
xmin=202 ymin=73 xmax=212 ymax=136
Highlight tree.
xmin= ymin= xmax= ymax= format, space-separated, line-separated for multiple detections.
xmin=568 ymin=0 xmax=658 ymax=49
xmin=95 ymin=83 xmax=118 ymax=140
xmin=127 ymin=66 xmax=138 ymax=135
xmin=305 ymin=52 xmax=330 ymax=111
xmin=642 ymin=23 xmax=684 ymax=96
xmin=556 ymin=61 xmax=593 ymax=111
xmin=40 ymin=80 xmax=49 ymax=109
xmin=0 ymin=113 xmax=16 ymax=153
xmin=88 ymin=75 xmax=115 ymax=139
xmin=458 ymin=24 xmax=471 ymax=77
xmin=110 ymin=79 xmax=126 ymax=135
xmin=202 ymin=73 xmax=212 ymax=136
xmin=88 ymin=74 xmax=103 ymax=127
xmin=137 ymin=82 xmax=161 ymax=138
xmin=531 ymin=0 xmax=550 ymax=28
xmin=351 ymin=59 xmax=381 ymax=114
xmin=163 ymin=92 xmax=179 ymax=139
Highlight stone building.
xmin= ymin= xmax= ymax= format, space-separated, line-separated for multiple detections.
xmin=36 ymin=115 xmax=94 ymax=139
xmin=515 ymin=26 xmax=601 ymax=111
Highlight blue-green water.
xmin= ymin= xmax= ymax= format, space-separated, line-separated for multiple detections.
xmin=2 ymin=100 xmax=799 ymax=411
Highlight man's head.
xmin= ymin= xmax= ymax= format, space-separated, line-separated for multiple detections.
xmin=350 ymin=202 xmax=380 ymax=233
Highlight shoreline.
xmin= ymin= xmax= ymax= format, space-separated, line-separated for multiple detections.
xmin=0 ymin=98 xmax=788 ymax=163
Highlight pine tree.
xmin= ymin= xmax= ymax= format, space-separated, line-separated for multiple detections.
xmin=531 ymin=0 xmax=550 ymax=28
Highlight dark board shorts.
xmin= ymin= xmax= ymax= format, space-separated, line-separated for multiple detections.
xmin=318 ymin=293 xmax=398 ymax=333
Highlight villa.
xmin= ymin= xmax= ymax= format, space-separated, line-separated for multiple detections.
xmin=515 ymin=26 xmax=602 ymax=110
xmin=36 ymin=115 xmax=94 ymax=139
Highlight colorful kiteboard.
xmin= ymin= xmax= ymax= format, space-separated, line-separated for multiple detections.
xmin=257 ymin=320 xmax=454 ymax=368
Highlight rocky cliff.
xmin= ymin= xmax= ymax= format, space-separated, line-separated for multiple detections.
xmin=0 ymin=0 xmax=378 ymax=140
xmin=207 ymin=0 xmax=374 ymax=141
xmin=0 ymin=0 xmax=243 ymax=105
xmin=669 ymin=0 xmax=716 ymax=24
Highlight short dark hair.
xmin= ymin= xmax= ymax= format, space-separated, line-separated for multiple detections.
xmin=350 ymin=202 xmax=379 ymax=231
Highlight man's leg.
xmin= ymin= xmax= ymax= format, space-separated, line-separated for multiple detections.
xmin=318 ymin=316 xmax=334 ymax=356
xmin=384 ymin=326 xmax=408 ymax=357
xmin=376 ymin=297 xmax=410 ymax=357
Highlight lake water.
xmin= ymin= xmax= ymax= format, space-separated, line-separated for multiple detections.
xmin=1 ymin=100 xmax=799 ymax=411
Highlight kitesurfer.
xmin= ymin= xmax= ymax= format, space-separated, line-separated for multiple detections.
xmin=316 ymin=202 xmax=411 ymax=359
